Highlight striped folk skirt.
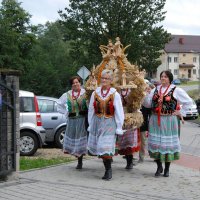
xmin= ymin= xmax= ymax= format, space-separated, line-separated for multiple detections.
xmin=63 ymin=116 xmax=87 ymax=157
xmin=87 ymin=115 xmax=117 ymax=157
xmin=148 ymin=114 xmax=181 ymax=162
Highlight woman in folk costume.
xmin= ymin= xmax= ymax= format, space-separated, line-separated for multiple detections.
xmin=87 ymin=69 xmax=124 ymax=180
xmin=143 ymin=70 xmax=193 ymax=177
xmin=58 ymin=76 xmax=88 ymax=169
xmin=117 ymin=88 xmax=140 ymax=169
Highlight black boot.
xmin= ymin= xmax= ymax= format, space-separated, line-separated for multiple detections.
xmin=155 ymin=160 xmax=163 ymax=177
xmin=163 ymin=162 xmax=170 ymax=177
xmin=76 ymin=155 xmax=83 ymax=169
xmin=125 ymin=155 xmax=133 ymax=169
xmin=102 ymin=159 xmax=112 ymax=180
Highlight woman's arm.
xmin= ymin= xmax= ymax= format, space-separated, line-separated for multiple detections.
xmin=57 ymin=93 xmax=68 ymax=118
xmin=114 ymin=92 xmax=125 ymax=135
xmin=87 ymin=91 xmax=95 ymax=131
xmin=173 ymin=87 xmax=193 ymax=117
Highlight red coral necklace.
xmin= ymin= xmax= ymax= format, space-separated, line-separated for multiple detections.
xmin=72 ymin=89 xmax=81 ymax=100
xmin=101 ymin=87 xmax=110 ymax=98
xmin=158 ymin=84 xmax=171 ymax=102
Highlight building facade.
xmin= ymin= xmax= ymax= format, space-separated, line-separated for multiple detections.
xmin=157 ymin=35 xmax=200 ymax=81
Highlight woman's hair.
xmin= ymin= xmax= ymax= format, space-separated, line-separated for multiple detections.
xmin=69 ymin=76 xmax=82 ymax=86
xmin=101 ymin=69 xmax=113 ymax=80
xmin=160 ymin=70 xmax=173 ymax=83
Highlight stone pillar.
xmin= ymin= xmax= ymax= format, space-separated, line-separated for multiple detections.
xmin=0 ymin=69 xmax=20 ymax=181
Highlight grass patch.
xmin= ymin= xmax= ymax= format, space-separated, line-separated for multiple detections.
xmin=20 ymin=157 xmax=74 ymax=171
xmin=187 ymin=89 xmax=200 ymax=99
xmin=181 ymin=81 xmax=200 ymax=86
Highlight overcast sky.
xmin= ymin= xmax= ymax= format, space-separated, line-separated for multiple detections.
xmin=1 ymin=0 xmax=200 ymax=35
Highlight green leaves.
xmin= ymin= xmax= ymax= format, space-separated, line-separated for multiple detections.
xmin=0 ymin=0 xmax=36 ymax=70
xmin=59 ymin=0 xmax=171 ymax=73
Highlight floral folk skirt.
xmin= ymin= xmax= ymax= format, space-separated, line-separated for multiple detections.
xmin=148 ymin=114 xmax=181 ymax=162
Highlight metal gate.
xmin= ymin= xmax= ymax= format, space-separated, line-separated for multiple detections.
xmin=0 ymin=75 xmax=16 ymax=177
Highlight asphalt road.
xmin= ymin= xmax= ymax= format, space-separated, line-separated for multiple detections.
xmin=180 ymin=84 xmax=199 ymax=92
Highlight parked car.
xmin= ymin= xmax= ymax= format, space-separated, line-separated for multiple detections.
xmin=150 ymin=79 xmax=161 ymax=86
xmin=19 ymin=90 xmax=46 ymax=156
xmin=179 ymin=78 xmax=189 ymax=84
xmin=37 ymin=96 xmax=67 ymax=148
xmin=172 ymin=79 xmax=181 ymax=85
xmin=183 ymin=99 xmax=199 ymax=120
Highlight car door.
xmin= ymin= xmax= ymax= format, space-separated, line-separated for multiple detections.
xmin=38 ymin=98 xmax=64 ymax=142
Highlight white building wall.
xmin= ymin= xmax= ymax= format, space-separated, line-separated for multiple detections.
xmin=157 ymin=52 xmax=200 ymax=81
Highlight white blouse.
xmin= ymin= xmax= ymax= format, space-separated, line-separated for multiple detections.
xmin=88 ymin=87 xmax=124 ymax=135
xmin=143 ymin=84 xmax=193 ymax=117
xmin=57 ymin=88 xmax=86 ymax=118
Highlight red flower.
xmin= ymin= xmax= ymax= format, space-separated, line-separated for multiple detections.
xmin=165 ymin=96 xmax=171 ymax=102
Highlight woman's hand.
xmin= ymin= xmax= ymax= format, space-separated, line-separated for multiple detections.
xmin=173 ymin=110 xmax=181 ymax=117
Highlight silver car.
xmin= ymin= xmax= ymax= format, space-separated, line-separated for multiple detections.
xmin=20 ymin=90 xmax=46 ymax=156
xmin=37 ymin=96 xmax=67 ymax=148
xmin=184 ymin=99 xmax=199 ymax=120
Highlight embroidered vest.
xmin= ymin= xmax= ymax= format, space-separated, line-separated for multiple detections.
xmin=93 ymin=92 xmax=115 ymax=118
xmin=152 ymin=87 xmax=177 ymax=115
xmin=67 ymin=91 xmax=88 ymax=117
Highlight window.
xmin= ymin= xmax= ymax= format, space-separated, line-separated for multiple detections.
xmin=38 ymin=99 xmax=55 ymax=113
xmin=167 ymin=57 xmax=171 ymax=63
xmin=183 ymin=54 xmax=186 ymax=57
xmin=174 ymin=57 xmax=178 ymax=63
xmin=193 ymin=69 xmax=196 ymax=74
xmin=20 ymin=97 xmax=35 ymax=112
xmin=193 ymin=57 xmax=197 ymax=63
xmin=174 ymin=69 xmax=179 ymax=75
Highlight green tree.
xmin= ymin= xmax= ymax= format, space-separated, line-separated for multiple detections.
xmin=59 ymin=0 xmax=171 ymax=73
xmin=21 ymin=21 xmax=76 ymax=97
xmin=0 ymin=0 xmax=36 ymax=70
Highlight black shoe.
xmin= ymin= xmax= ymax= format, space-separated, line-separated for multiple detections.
xmin=125 ymin=155 xmax=133 ymax=169
xmin=125 ymin=161 xmax=133 ymax=169
xmin=102 ymin=169 xmax=112 ymax=180
xmin=163 ymin=169 xmax=169 ymax=177
xmin=102 ymin=159 xmax=112 ymax=180
xmin=155 ymin=166 xmax=163 ymax=177
xmin=155 ymin=160 xmax=163 ymax=177
xmin=163 ymin=162 xmax=170 ymax=177
xmin=76 ymin=156 xmax=83 ymax=169
xmin=76 ymin=163 xmax=82 ymax=169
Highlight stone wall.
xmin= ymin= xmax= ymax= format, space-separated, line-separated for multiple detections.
xmin=0 ymin=69 xmax=20 ymax=181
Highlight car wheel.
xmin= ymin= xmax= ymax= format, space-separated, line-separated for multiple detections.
xmin=55 ymin=127 xmax=66 ymax=149
xmin=20 ymin=131 xmax=39 ymax=156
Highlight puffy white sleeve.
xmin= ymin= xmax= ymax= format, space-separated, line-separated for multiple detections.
xmin=114 ymin=92 xmax=125 ymax=135
xmin=88 ymin=91 xmax=95 ymax=132
xmin=173 ymin=87 xmax=193 ymax=117
xmin=142 ymin=88 xmax=156 ymax=108
xmin=57 ymin=93 xmax=68 ymax=118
